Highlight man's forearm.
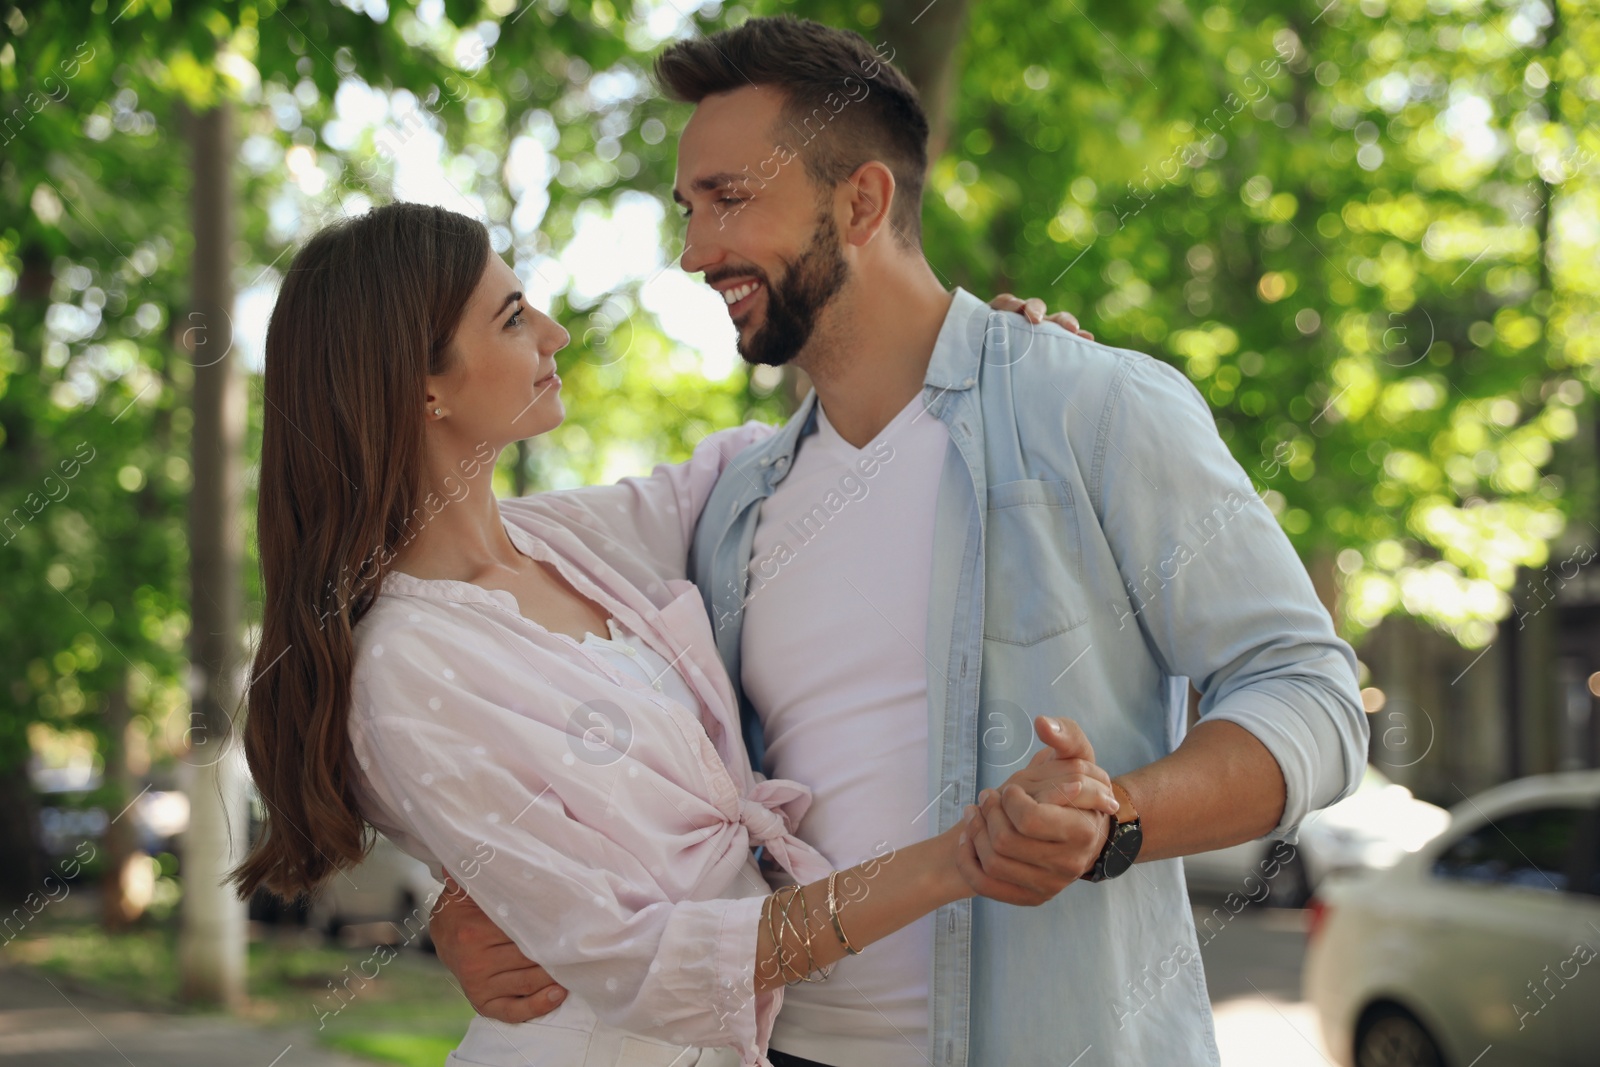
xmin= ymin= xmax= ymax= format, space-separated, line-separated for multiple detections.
xmin=1115 ymin=719 xmax=1286 ymax=863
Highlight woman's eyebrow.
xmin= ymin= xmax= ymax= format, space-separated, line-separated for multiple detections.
xmin=492 ymin=291 xmax=523 ymax=320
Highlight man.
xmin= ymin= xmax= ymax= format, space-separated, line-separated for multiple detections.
xmin=433 ymin=16 xmax=1368 ymax=1067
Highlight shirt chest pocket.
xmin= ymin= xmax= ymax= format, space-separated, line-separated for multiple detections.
xmin=982 ymin=479 xmax=1088 ymax=645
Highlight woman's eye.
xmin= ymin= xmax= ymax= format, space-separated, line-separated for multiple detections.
xmin=717 ymin=196 xmax=744 ymax=207
xmin=505 ymin=308 xmax=524 ymax=328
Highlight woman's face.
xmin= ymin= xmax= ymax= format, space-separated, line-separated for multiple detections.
xmin=427 ymin=254 xmax=570 ymax=452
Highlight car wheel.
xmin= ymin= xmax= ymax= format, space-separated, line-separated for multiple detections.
xmin=1267 ymin=850 xmax=1312 ymax=909
xmin=1355 ymin=1005 xmax=1446 ymax=1067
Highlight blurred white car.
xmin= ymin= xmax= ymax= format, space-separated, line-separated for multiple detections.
xmin=1305 ymin=771 xmax=1600 ymax=1067
xmin=1183 ymin=765 xmax=1451 ymax=906
xmin=308 ymin=834 xmax=443 ymax=947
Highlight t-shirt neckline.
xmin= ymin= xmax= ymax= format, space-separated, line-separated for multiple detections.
xmin=812 ymin=390 xmax=926 ymax=456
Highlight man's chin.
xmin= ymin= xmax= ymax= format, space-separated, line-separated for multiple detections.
xmin=736 ymin=338 xmax=795 ymax=369
xmin=734 ymin=323 xmax=773 ymax=366
xmin=734 ymin=315 xmax=806 ymax=368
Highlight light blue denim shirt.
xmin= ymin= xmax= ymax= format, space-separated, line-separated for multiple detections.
xmin=690 ymin=288 xmax=1369 ymax=1066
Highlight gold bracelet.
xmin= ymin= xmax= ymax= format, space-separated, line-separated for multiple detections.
xmin=826 ymin=870 xmax=861 ymax=956
xmin=800 ymin=883 xmax=834 ymax=981
xmin=779 ymin=883 xmax=830 ymax=982
xmin=766 ymin=886 xmax=806 ymax=985
xmin=764 ymin=889 xmax=784 ymax=979
xmin=762 ymin=891 xmax=780 ymax=983
xmin=787 ymin=885 xmax=815 ymax=984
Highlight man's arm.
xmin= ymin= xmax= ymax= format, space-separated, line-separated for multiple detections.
xmin=1114 ymin=719 xmax=1282 ymax=860
xmin=973 ymin=352 xmax=1367 ymax=881
xmin=430 ymin=878 xmax=568 ymax=1022
xmin=970 ymin=717 xmax=1287 ymax=887
xmin=1093 ymin=354 xmax=1368 ymax=844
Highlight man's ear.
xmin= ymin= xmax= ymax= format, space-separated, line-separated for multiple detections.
xmin=841 ymin=161 xmax=896 ymax=247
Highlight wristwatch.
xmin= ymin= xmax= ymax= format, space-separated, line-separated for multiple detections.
xmin=1085 ymin=781 xmax=1142 ymax=883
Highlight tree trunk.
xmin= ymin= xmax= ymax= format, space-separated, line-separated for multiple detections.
xmin=1308 ymin=549 xmax=1341 ymax=629
xmin=879 ymin=0 xmax=976 ymax=158
xmin=0 ymin=242 xmax=54 ymax=909
xmin=176 ymin=101 xmax=248 ymax=1009
xmin=0 ymin=763 xmax=46 ymax=908
xmin=100 ymin=676 xmax=144 ymax=930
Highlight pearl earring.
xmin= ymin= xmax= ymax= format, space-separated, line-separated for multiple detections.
xmin=433 ymin=407 xmax=442 ymax=416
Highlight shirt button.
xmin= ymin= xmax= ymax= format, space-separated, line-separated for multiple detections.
xmin=652 ymin=680 xmax=664 ymax=692
xmin=963 ymin=377 xmax=974 ymax=387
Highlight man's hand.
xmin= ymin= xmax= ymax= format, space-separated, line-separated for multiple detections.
xmin=987 ymin=292 xmax=1095 ymax=340
xmin=430 ymin=877 xmax=568 ymax=1023
xmin=954 ymin=717 xmax=1116 ymax=906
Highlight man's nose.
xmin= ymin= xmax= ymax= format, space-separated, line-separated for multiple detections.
xmin=678 ymin=214 xmax=721 ymax=276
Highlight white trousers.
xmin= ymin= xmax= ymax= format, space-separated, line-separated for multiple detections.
xmin=445 ymin=1007 xmax=743 ymax=1067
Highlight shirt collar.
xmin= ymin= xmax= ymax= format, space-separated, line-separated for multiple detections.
xmin=923 ymin=286 xmax=992 ymax=391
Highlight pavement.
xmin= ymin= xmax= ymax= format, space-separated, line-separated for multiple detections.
xmin=1193 ymin=898 xmax=1338 ymax=1066
xmin=0 ymin=959 xmax=369 ymax=1067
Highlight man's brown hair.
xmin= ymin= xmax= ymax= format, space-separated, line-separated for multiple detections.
xmin=655 ymin=16 xmax=930 ymax=245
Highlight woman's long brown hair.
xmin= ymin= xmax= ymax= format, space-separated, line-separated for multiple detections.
xmin=232 ymin=203 xmax=489 ymax=901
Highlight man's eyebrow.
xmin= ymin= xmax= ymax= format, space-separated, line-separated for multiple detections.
xmin=672 ymin=173 xmax=745 ymax=204
xmin=492 ymin=291 xmax=523 ymax=320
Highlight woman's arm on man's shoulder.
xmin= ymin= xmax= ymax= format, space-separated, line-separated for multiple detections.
xmin=503 ymin=421 xmax=777 ymax=583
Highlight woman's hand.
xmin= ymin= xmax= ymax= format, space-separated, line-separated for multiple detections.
xmin=987 ymin=293 xmax=1095 ymax=340
xmin=996 ymin=745 xmax=1118 ymax=811
xmin=954 ymin=717 xmax=1117 ymax=906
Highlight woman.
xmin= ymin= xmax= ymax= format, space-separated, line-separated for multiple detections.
xmin=233 ymin=202 xmax=1111 ymax=1067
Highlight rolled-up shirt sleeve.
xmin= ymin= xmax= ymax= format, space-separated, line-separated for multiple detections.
xmin=347 ymin=645 xmax=779 ymax=1061
xmin=1094 ymin=354 xmax=1369 ymax=836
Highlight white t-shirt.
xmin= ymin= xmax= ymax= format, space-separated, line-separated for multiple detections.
xmin=580 ymin=617 xmax=702 ymax=712
xmin=741 ymin=392 xmax=949 ymax=1067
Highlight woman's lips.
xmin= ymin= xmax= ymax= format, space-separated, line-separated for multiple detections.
xmin=534 ymin=371 xmax=561 ymax=391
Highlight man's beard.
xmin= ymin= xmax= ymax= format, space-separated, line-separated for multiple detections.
xmin=734 ymin=216 xmax=849 ymax=368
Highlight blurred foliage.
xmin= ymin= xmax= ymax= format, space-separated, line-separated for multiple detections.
xmin=1 ymin=0 xmax=1597 ymax=840
xmin=0 ymin=0 xmax=783 ymax=822
xmin=852 ymin=0 xmax=1600 ymax=649
xmin=324 ymin=1032 xmax=466 ymax=1067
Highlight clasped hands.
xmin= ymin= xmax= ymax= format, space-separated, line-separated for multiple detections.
xmin=427 ymin=715 xmax=1116 ymax=1023
xmin=954 ymin=715 xmax=1119 ymax=906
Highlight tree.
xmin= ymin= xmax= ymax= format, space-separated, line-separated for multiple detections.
xmin=3 ymin=0 xmax=1594 ymax=998
xmin=807 ymin=0 xmax=1599 ymax=649
xmin=0 ymin=0 xmax=778 ymax=994
xmin=175 ymin=98 xmax=247 ymax=1006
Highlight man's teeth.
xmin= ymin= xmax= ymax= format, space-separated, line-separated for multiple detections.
xmin=723 ymin=281 xmax=760 ymax=306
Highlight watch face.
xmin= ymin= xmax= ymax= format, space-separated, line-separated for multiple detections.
xmin=1102 ymin=822 xmax=1143 ymax=879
